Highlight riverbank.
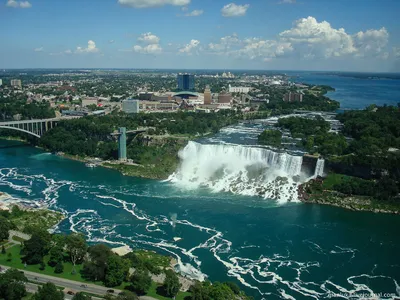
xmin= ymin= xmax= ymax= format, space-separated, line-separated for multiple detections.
xmin=298 ymin=177 xmax=400 ymax=214
xmin=0 ymin=192 xmax=66 ymax=232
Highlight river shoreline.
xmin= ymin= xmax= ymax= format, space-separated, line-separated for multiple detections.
xmin=298 ymin=180 xmax=400 ymax=214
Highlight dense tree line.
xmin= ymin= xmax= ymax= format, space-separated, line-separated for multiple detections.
xmin=258 ymin=129 xmax=282 ymax=147
xmin=0 ymin=94 xmax=55 ymax=121
xmin=39 ymin=111 xmax=241 ymax=160
xmin=259 ymin=93 xmax=340 ymax=113
xmin=277 ymin=116 xmax=330 ymax=138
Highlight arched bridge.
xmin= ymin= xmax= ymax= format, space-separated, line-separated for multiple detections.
xmin=0 ymin=117 xmax=80 ymax=138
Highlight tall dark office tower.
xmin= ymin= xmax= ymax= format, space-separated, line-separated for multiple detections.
xmin=177 ymin=73 xmax=195 ymax=91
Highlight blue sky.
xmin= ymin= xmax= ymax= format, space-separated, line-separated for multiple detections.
xmin=1 ymin=0 xmax=400 ymax=71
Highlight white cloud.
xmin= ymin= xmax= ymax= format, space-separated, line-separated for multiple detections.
xmin=208 ymin=34 xmax=240 ymax=53
xmin=185 ymin=9 xmax=203 ymax=17
xmin=6 ymin=0 xmax=31 ymax=8
xmin=279 ymin=17 xmax=389 ymax=59
xmin=118 ymin=0 xmax=190 ymax=8
xmin=34 ymin=47 xmax=44 ymax=52
xmin=75 ymin=40 xmax=100 ymax=54
xmin=134 ymin=44 xmax=162 ymax=54
xmin=221 ymin=3 xmax=249 ymax=17
xmin=204 ymin=17 xmax=389 ymax=64
xmin=394 ymin=47 xmax=400 ymax=59
xmin=235 ymin=38 xmax=293 ymax=60
xmin=109 ymin=40 xmax=115 ymax=44
xmin=138 ymin=32 xmax=160 ymax=45
xmin=19 ymin=1 xmax=31 ymax=8
xmin=179 ymin=39 xmax=200 ymax=54
xmin=64 ymin=49 xmax=72 ymax=54
xmin=353 ymin=28 xmax=389 ymax=57
xmin=279 ymin=16 xmax=357 ymax=58
xmin=134 ymin=33 xmax=162 ymax=54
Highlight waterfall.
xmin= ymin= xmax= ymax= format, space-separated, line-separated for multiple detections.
xmin=168 ymin=141 xmax=304 ymax=203
xmin=314 ymin=158 xmax=325 ymax=178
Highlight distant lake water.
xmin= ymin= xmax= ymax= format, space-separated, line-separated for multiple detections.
xmin=288 ymin=72 xmax=400 ymax=109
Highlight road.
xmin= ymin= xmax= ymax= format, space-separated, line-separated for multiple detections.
xmin=0 ymin=264 xmax=118 ymax=297
xmin=1 ymin=264 xmax=158 ymax=299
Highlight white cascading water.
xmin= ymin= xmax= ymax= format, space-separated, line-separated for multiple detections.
xmin=168 ymin=141 xmax=304 ymax=203
xmin=314 ymin=158 xmax=325 ymax=178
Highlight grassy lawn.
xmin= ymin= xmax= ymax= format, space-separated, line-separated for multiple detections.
xmin=322 ymin=173 xmax=352 ymax=189
xmin=0 ymin=245 xmax=95 ymax=284
xmin=133 ymin=250 xmax=170 ymax=268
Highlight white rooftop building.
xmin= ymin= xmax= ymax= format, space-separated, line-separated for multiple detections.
xmin=228 ymin=85 xmax=251 ymax=94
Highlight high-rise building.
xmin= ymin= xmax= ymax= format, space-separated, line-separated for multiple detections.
xmin=218 ymin=92 xmax=232 ymax=104
xmin=204 ymin=85 xmax=212 ymax=104
xmin=0 ymin=79 xmax=2 ymax=86
xmin=283 ymin=92 xmax=303 ymax=102
xmin=177 ymin=73 xmax=195 ymax=91
xmin=122 ymin=99 xmax=140 ymax=113
xmin=11 ymin=79 xmax=22 ymax=88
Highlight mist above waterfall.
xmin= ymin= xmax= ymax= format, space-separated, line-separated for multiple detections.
xmin=168 ymin=141 xmax=307 ymax=203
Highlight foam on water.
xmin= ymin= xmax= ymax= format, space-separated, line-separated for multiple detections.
xmin=1 ymin=166 xmax=399 ymax=299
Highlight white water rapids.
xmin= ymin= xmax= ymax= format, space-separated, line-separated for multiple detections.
xmin=168 ymin=141 xmax=310 ymax=203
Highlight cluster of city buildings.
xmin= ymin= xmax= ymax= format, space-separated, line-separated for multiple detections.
xmin=1 ymin=72 xmax=312 ymax=117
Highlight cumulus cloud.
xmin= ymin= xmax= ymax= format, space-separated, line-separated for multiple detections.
xmin=138 ymin=32 xmax=160 ymax=44
xmin=179 ymin=39 xmax=200 ymax=54
xmin=184 ymin=9 xmax=203 ymax=17
xmin=134 ymin=44 xmax=162 ymax=54
xmin=75 ymin=40 xmax=100 ymax=54
xmin=118 ymin=0 xmax=190 ymax=8
xmin=279 ymin=17 xmax=389 ymax=59
xmin=221 ymin=3 xmax=249 ymax=17
xmin=353 ymin=28 xmax=389 ymax=57
xmin=394 ymin=47 xmax=400 ymax=59
xmin=208 ymin=34 xmax=240 ymax=53
xmin=279 ymin=17 xmax=357 ymax=58
xmin=6 ymin=0 xmax=31 ymax=8
xmin=134 ymin=32 xmax=162 ymax=54
xmin=34 ymin=47 xmax=44 ymax=52
xmin=205 ymin=17 xmax=389 ymax=64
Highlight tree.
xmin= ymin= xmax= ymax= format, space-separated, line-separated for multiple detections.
xmin=163 ymin=270 xmax=181 ymax=298
xmin=54 ymin=261 xmax=64 ymax=274
xmin=0 ymin=216 xmax=13 ymax=241
xmin=0 ymin=268 xmax=28 ymax=300
xmin=189 ymin=281 xmax=210 ymax=300
xmin=224 ymin=282 xmax=240 ymax=295
xmin=104 ymin=255 xmax=129 ymax=287
xmin=32 ymin=282 xmax=64 ymax=300
xmin=116 ymin=291 xmax=139 ymax=300
xmin=66 ymin=233 xmax=87 ymax=268
xmin=72 ymin=292 xmax=92 ymax=300
xmin=7 ymin=253 xmax=12 ymax=262
xmin=1 ymin=245 xmax=5 ymax=254
xmin=5 ymin=281 xmax=27 ymax=300
xmin=82 ymin=244 xmax=112 ymax=281
xmin=130 ymin=268 xmax=152 ymax=295
xmin=22 ymin=233 xmax=50 ymax=265
xmin=39 ymin=261 xmax=45 ymax=270
xmin=48 ymin=245 xmax=64 ymax=267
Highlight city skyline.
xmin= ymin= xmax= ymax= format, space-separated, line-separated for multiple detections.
xmin=1 ymin=0 xmax=400 ymax=72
